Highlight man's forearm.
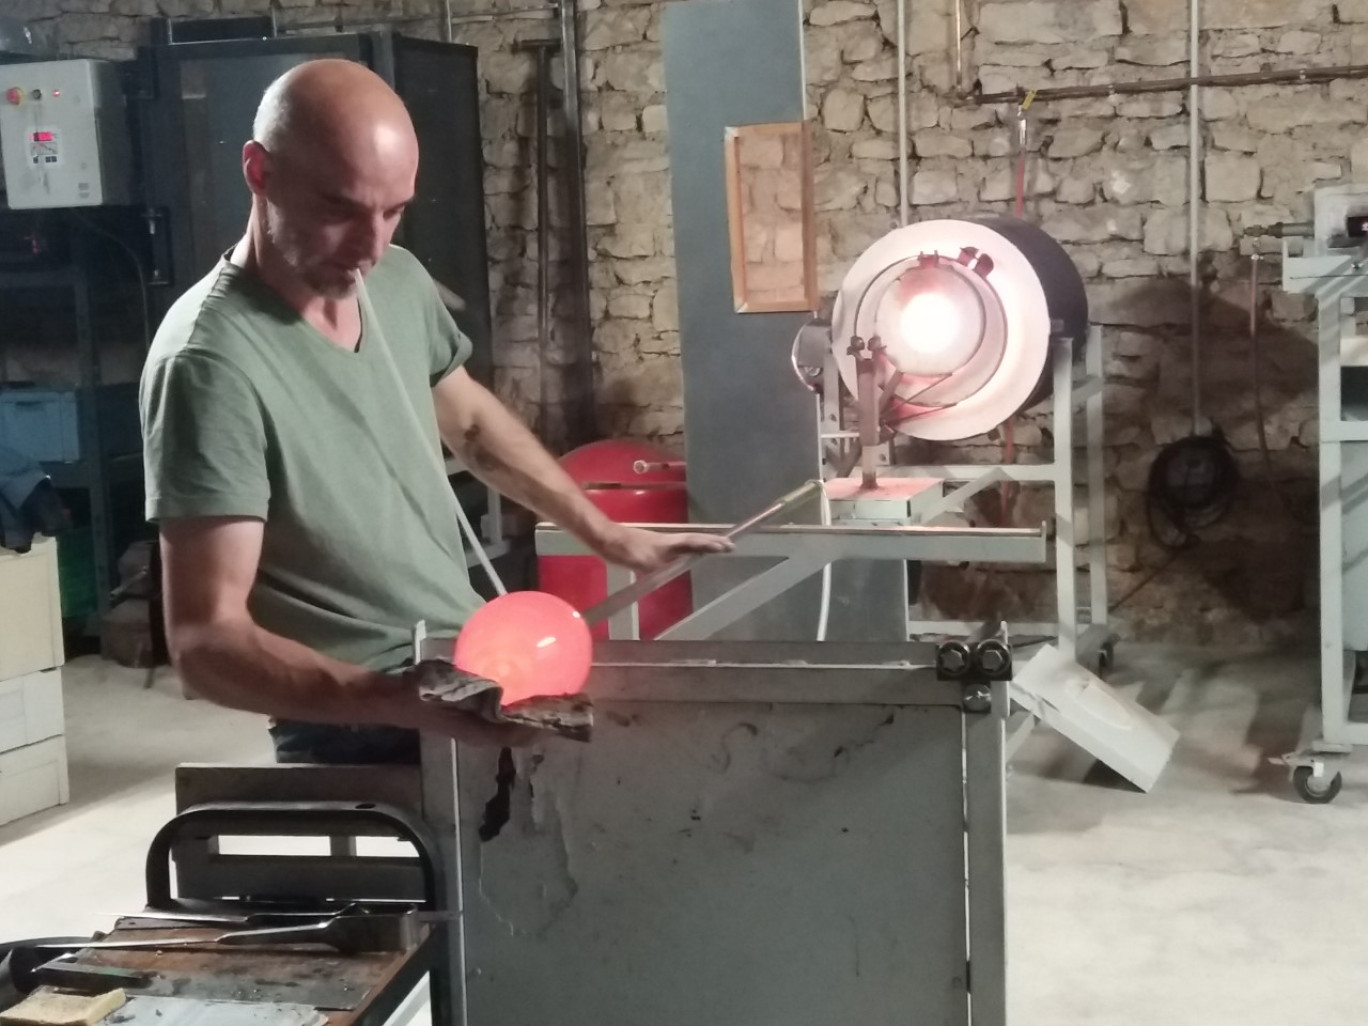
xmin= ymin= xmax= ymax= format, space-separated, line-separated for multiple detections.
xmin=171 ymin=618 xmax=418 ymax=729
xmin=434 ymin=370 xmax=727 ymax=574
xmin=452 ymin=399 xmax=619 ymax=548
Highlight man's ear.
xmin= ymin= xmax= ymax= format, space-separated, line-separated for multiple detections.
xmin=243 ymin=140 xmax=271 ymax=197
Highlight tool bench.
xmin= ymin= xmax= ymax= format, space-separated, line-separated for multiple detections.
xmin=3 ymin=768 xmax=457 ymax=1026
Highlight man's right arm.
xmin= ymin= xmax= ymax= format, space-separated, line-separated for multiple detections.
xmin=146 ymin=350 xmax=413 ymax=726
xmin=161 ymin=516 xmax=528 ymax=747
xmin=160 ymin=515 xmax=419 ymax=726
xmin=146 ymin=350 xmax=529 ymax=745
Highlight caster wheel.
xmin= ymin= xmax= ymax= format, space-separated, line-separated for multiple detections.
xmin=1293 ymin=766 xmax=1343 ymax=804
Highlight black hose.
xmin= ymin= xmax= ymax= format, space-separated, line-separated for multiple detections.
xmin=1145 ymin=432 xmax=1240 ymax=551
xmin=1109 ymin=432 xmax=1239 ymax=612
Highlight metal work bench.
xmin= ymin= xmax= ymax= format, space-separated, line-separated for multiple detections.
xmin=58 ymin=928 xmax=439 ymax=1026
xmin=4 ymin=515 xmax=1174 ymax=1026
xmin=443 ymin=640 xmax=1011 ymax=1026
xmin=5 ymin=794 xmax=456 ymax=1026
xmin=41 ymin=635 xmax=1012 ymax=1026
xmin=4 ymin=506 xmax=1178 ymax=1026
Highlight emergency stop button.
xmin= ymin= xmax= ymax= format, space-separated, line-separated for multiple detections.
xmin=5 ymin=87 xmax=22 ymax=106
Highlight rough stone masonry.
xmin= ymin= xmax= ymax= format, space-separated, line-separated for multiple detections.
xmin=28 ymin=0 xmax=1361 ymax=643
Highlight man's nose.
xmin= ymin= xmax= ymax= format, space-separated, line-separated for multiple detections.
xmin=353 ymin=214 xmax=389 ymax=264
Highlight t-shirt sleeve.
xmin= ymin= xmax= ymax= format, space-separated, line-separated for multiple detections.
xmin=422 ymin=272 xmax=475 ymax=387
xmin=140 ymin=350 xmax=270 ymax=522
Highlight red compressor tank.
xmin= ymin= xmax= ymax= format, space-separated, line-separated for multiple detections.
xmin=538 ymin=439 xmax=691 ymax=640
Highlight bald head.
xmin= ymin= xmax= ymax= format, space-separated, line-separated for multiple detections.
xmin=243 ymin=60 xmax=420 ymax=299
xmin=253 ymin=59 xmax=417 ymax=170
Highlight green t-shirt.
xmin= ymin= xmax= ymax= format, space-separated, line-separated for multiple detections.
xmin=139 ymin=245 xmax=484 ymax=672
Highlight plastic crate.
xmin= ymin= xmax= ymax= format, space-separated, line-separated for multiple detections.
xmin=0 ymin=384 xmax=141 ymax=464
xmin=0 ymin=389 xmax=79 ymax=462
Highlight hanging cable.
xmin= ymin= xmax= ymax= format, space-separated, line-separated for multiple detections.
xmin=1108 ymin=547 xmax=1185 ymax=614
xmin=67 ymin=211 xmax=151 ymax=356
xmin=1144 ymin=432 xmax=1239 ymax=551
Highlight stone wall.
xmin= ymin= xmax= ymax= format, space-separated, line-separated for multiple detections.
xmin=794 ymin=0 xmax=1335 ymax=644
xmin=28 ymin=0 xmax=1351 ymax=641
xmin=447 ymin=3 xmax=684 ymax=449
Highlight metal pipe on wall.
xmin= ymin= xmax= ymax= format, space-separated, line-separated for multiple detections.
xmin=447 ymin=7 xmax=557 ymax=24
xmin=1188 ymin=0 xmax=1202 ymax=434
xmin=967 ymin=62 xmax=1368 ymax=105
xmin=514 ymin=39 xmax=559 ymax=436
xmin=536 ymin=52 xmax=553 ymax=425
xmin=897 ymin=0 xmax=908 ymax=226
xmin=952 ymin=0 xmax=964 ymax=94
xmin=447 ymin=0 xmax=594 ymax=445
xmin=558 ymin=0 xmax=596 ymax=446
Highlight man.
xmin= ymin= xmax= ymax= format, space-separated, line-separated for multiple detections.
xmin=139 ymin=59 xmax=725 ymax=764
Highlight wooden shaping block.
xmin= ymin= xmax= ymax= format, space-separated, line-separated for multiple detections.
xmin=0 ymin=987 xmax=126 ymax=1026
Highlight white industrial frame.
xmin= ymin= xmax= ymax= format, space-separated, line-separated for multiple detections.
xmin=536 ymin=520 xmax=1051 ymax=643
xmin=1279 ymin=219 xmax=1368 ymax=800
xmin=529 ymin=325 xmax=1187 ymax=792
xmin=534 ymin=502 xmax=1177 ymax=795
xmin=819 ymin=326 xmax=1114 ymax=671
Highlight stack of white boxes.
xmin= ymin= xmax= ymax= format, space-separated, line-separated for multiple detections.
xmin=0 ymin=536 xmax=70 ymax=826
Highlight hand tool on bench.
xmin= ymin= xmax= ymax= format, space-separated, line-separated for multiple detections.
xmin=34 ymin=912 xmax=440 ymax=956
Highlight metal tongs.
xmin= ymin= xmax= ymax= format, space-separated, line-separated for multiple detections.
xmin=37 ymin=909 xmax=442 ymax=955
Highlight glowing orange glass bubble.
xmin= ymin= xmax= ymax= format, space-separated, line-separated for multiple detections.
xmin=452 ymin=591 xmax=594 ymax=706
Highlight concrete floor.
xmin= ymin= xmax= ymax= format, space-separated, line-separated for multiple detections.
xmin=0 ymin=658 xmax=270 ymax=940
xmin=1 ymin=646 xmax=1363 ymax=1025
xmin=1010 ymin=643 xmax=1368 ymax=1025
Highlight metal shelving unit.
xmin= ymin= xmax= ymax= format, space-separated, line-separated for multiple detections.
xmin=0 ymin=239 xmax=143 ymax=623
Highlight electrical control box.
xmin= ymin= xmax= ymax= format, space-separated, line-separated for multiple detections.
xmin=0 ymin=59 xmax=132 ymax=209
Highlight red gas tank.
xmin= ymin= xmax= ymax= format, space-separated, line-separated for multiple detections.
xmin=538 ymin=439 xmax=691 ymax=640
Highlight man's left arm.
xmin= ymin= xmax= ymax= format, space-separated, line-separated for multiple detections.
xmin=432 ymin=367 xmax=729 ymax=573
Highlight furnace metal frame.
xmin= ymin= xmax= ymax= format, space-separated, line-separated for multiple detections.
xmin=536 ymin=522 xmax=1050 ymax=642
xmin=818 ymin=326 xmax=1114 ymax=671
